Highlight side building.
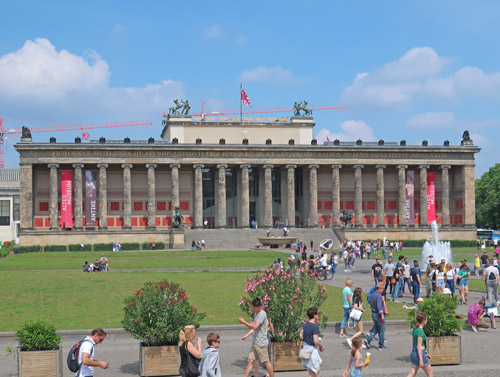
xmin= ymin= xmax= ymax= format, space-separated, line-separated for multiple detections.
xmin=14 ymin=116 xmax=479 ymax=247
xmin=0 ymin=168 xmax=20 ymax=244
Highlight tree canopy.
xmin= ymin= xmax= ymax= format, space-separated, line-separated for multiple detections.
xmin=476 ymin=163 xmax=500 ymax=229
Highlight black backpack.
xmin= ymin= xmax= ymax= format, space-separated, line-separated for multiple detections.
xmin=67 ymin=337 xmax=92 ymax=372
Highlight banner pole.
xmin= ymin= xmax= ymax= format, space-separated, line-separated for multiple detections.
xmin=240 ymin=83 xmax=242 ymax=122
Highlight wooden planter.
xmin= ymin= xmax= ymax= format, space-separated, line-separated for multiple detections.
xmin=18 ymin=348 xmax=63 ymax=377
xmin=140 ymin=343 xmax=179 ymax=376
xmin=271 ymin=341 xmax=305 ymax=371
xmin=427 ymin=335 xmax=461 ymax=365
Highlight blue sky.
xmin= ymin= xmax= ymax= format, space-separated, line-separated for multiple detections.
xmin=1 ymin=0 xmax=499 ymax=176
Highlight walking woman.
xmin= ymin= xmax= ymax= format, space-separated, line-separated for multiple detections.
xmin=406 ymin=312 xmax=433 ymax=377
xmin=435 ymin=264 xmax=445 ymax=295
xmin=445 ymin=263 xmax=456 ymax=296
xmin=299 ymin=307 xmax=325 ymax=377
xmin=178 ymin=325 xmax=202 ymax=377
xmin=347 ymin=288 xmax=366 ymax=348
xmin=339 ymin=278 xmax=353 ymax=337
xmin=342 ymin=337 xmax=369 ymax=377
xmin=458 ymin=263 xmax=470 ymax=304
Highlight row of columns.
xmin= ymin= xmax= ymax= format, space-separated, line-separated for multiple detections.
xmin=39 ymin=162 xmax=455 ymax=230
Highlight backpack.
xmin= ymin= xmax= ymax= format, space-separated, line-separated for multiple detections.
xmin=67 ymin=337 xmax=93 ymax=373
xmin=367 ymin=286 xmax=376 ymax=301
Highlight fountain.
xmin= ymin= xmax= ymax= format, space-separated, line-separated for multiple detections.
xmin=421 ymin=220 xmax=452 ymax=271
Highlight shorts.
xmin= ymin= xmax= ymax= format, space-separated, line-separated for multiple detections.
xmin=249 ymin=344 xmax=269 ymax=363
xmin=410 ymin=347 xmax=430 ymax=366
xmin=459 ymin=279 xmax=469 ymax=287
xmin=350 ymin=369 xmax=362 ymax=377
xmin=437 ymin=279 xmax=445 ymax=288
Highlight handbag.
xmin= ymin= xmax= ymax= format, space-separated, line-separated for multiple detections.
xmin=181 ymin=342 xmax=200 ymax=377
xmin=349 ymin=308 xmax=362 ymax=321
xmin=298 ymin=347 xmax=312 ymax=360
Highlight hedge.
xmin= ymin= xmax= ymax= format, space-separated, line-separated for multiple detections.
xmin=13 ymin=245 xmax=42 ymax=254
xmin=141 ymin=242 xmax=165 ymax=250
xmin=401 ymin=240 xmax=476 ymax=248
xmin=120 ymin=242 xmax=140 ymax=251
xmin=93 ymin=243 xmax=114 ymax=252
xmin=44 ymin=245 xmax=68 ymax=252
xmin=68 ymin=244 xmax=92 ymax=252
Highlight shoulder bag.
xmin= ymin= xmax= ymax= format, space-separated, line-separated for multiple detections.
xmin=182 ymin=341 xmax=200 ymax=377
xmin=298 ymin=347 xmax=312 ymax=360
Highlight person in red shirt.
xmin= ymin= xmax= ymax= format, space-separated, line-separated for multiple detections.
xmin=467 ymin=299 xmax=489 ymax=332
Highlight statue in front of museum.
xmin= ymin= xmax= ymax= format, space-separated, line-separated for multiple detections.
xmin=22 ymin=126 xmax=32 ymax=138
xmin=293 ymin=101 xmax=313 ymax=117
xmin=340 ymin=210 xmax=354 ymax=228
xmin=169 ymin=99 xmax=191 ymax=115
xmin=172 ymin=206 xmax=184 ymax=229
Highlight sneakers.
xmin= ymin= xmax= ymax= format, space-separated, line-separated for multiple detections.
xmin=471 ymin=325 xmax=478 ymax=332
xmin=346 ymin=338 xmax=353 ymax=348
xmin=363 ymin=340 xmax=370 ymax=349
xmin=378 ymin=346 xmax=389 ymax=351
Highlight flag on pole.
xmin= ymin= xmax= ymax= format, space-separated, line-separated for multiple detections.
xmin=82 ymin=131 xmax=90 ymax=141
xmin=326 ymin=136 xmax=330 ymax=141
xmin=241 ymin=86 xmax=252 ymax=107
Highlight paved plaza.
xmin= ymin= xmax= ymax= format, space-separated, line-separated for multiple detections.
xmin=1 ymin=256 xmax=498 ymax=376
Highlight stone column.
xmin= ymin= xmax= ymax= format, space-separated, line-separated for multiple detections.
xmin=263 ymin=165 xmax=273 ymax=227
xmin=72 ymin=164 xmax=84 ymax=230
xmin=463 ymin=165 xmax=476 ymax=227
xmin=48 ymin=163 xmax=59 ymax=229
xmin=216 ymin=164 xmax=227 ymax=228
xmin=331 ymin=164 xmax=341 ymax=227
xmin=309 ymin=165 xmax=319 ymax=227
xmin=397 ymin=165 xmax=408 ymax=227
xmin=286 ymin=165 xmax=296 ymax=227
xmin=122 ymin=164 xmax=133 ymax=229
xmin=170 ymin=163 xmax=180 ymax=220
xmin=193 ymin=164 xmax=204 ymax=228
xmin=97 ymin=164 xmax=108 ymax=230
xmin=419 ymin=165 xmax=430 ymax=226
xmin=146 ymin=164 xmax=157 ymax=229
xmin=440 ymin=165 xmax=451 ymax=227
xmin=353 ymin=165 xmax=364 ymax=227
xmin=376 ymin=165 xmax=386 ymax=227
xmin=240 ymin=164 xmax=251 ymax=228
xmin=19 ymin=163 xmax=33 ymax=230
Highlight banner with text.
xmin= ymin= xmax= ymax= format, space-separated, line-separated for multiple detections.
xmin=405 ymin=170 xmax=415 ymax=225
xmin=427 ymin=172 xmax=436 ymax=224
xmin=61 ymin=170 xmax=73 ymax=228
xmin=85 ymin=170 xmax=98 ymax=227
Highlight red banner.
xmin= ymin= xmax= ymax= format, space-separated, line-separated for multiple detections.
xmin=61 ymin=170 xmax=73 ymax=228
xmin=427 ymin=172 xmax=436 ymax=224
xmin=405 ymin=170 xmax=415 ymax=225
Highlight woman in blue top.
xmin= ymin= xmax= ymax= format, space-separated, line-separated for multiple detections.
xmin=299 ymin=307 xmax=325 ymax=377
xmin=339 ymin=278 xmax=353 ymax=337
xmin=406 ymin=312 xmax=433 ymax=377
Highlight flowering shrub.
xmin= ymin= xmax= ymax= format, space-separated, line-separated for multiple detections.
xmin=123 ymin=280 xmax=205 ymax=346
xmin=239 ymin=263 xmax=328 ymax=342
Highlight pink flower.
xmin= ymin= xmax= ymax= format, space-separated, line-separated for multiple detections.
xmin=296 ymin=287 xmax=300 ymax=291
xmin=290 ymin=311 xmax=293 ymax=315
xmin=279 ymin=332 xmax=283 ymax=336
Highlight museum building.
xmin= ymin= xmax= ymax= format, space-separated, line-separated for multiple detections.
xmin=14 ymin=116 xmax=479 ymax=247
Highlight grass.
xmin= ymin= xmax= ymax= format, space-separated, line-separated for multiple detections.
xmin=0 ymin=250 xmax=285 ymax=271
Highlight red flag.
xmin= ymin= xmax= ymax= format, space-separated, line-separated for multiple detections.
xmin=82 ymin=131 xmax=90 ymax=141
xmin=241 ymin=86 xmax=252 ymax=107
xmin=327 ymin=136 xmax=330 ymax=141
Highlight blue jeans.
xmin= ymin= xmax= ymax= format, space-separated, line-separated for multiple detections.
xmin=374 ymin=277 xmax=380 ymax=285
xmin=366 ymin=312 xmax=385 ymax=348
xmin=332 ymin=263 xmax=337 ymax=275
xmin=392 ymin=279 xmax=402 ymax=301
xmin=403 ymin=277 xmax=412 ymax=293
xmin=446 ymin=279 xmax=455 ymax=295
xmin=341 ymin=307 xmax=351 ymax=329
xmin=413 ymin=282 xmax=420 ymax=303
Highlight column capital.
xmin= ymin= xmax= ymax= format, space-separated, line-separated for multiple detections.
xmin=48 ymin=163 xmax=59 ymax=169
xmin=263 ymin=164 xmax=274 ymax=169
xmin=353 ymin=164 xmax=364 ymax=170
xmin=463 ymin=164 xmax=475 ymax=170
xmin=419 ymin=165 xmax=430 ymax=169
xmin=72 ymin=163 xmax=84 ymax=169
xmin=193 ymin=163 xmax=205 ymax=169
xmin=308 ymin=164 xmax=319 ymax=169
xmin=286 ymin=164 xmax=297 ymax=169
xmin=331 ymin=164 xmax=342 ymax=169
xmin=170 ymin=163 xmax=181 ymax=169
xmin=240 ymin=164 xmax=251 ymax=169
xmin=216 ymin=164 xmax=228 ymax=169
xmin=440 ymin=165 xmax=451 ymax=170
xmin=97 ymin=163 xmax=108 ymax=169
xmin=375 ymin=165 xmax=386 ymax=169
xmin=146 ymin=163 xmax=157 ymax=169
xmin=121 ymin=163 xmax=133 ymax=169
xmin=397 ymin=165 xmax=408 ymax=169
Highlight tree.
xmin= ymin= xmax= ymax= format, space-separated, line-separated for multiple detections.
xmin=476 ymin=163 xmax=500 ymax=229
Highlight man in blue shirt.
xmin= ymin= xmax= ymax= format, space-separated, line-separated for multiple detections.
xmin=364 ymin=284 xmax=388 ymax=350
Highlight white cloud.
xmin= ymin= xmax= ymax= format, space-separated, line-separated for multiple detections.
xmin=239 ymin=66 xmax=307 ymax=86
xmin=234 ymin=37 xmax=247 ymax=45
xmin=202 ymin=24 xmax=222 ymax=39
xmin=405 ymin=111 xmax=456 ymax=129
xmin=112 ymin=24 xmax=127 ymax=33
xmin=316 ymin=120 xmax=376 ymax=143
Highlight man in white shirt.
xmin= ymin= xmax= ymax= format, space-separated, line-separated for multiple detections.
xmin=77 ymin=328 xmax=109 ymax=377
xmin=483 ymin=258 xmax=500 ymax=305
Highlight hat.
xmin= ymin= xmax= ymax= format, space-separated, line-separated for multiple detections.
xmin=429 ymin=258 xmax=435 ymax=264
xmin=461 ymin=259 xmax=467 ymax=263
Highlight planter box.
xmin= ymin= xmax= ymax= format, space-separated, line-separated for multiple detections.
xmin=140 ymin=343 xmax=179 ymax=376
xmin=271 ymin=341 xmax=305 ymax=372
xmin=18 ymin=348 xmax=63 ymax=377
xmin=427 ymin=334 xmax=461 ymax=365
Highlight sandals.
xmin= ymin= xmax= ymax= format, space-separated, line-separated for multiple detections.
xmin=339 ymin=333 xmax=346 ymax=337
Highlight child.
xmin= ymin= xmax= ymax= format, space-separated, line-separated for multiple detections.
xmin=199 ymin=332 xmax=222 ymax=377
xmin=343 ymin=337 xmax=369 ymax=377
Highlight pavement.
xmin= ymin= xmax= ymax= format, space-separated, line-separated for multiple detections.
xmin=2 ymin=256 xmax=498 ymax=377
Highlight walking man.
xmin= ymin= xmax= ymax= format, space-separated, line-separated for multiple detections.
xmin=238 ymin=298 xmax=274 ymax=377
xmin=483 ymin=258 xmax=500 ymax=305
xmin=77 ymin=328 xmax=109 ymax=376
xmin=364 ymin=284 xmax=388 ymax=350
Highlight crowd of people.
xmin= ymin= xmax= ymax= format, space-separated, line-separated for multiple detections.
xmin=191 ymin=239 xmax=206 ymax=250
xmin=82 ymin=254 xmax=109 ymax=272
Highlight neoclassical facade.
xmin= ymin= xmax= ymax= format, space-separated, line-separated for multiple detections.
xmin=15 ymin=116 xmax=479 ymax=246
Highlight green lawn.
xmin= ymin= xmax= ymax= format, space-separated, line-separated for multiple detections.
xmin=0 ymin=250 xmax=284 ymax=271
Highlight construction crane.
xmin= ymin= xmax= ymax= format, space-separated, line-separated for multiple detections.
xmin=163 ymin=100 xmax=348 ymax=120
xmin=0 ymin=117 xmax=153 ymax=168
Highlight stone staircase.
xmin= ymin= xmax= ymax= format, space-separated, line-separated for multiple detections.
xmin=184 ymin=228 xmax=341 ymax=250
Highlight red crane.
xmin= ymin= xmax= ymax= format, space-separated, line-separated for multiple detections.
xmin=0 ymin=117 xmax=153 ymax=168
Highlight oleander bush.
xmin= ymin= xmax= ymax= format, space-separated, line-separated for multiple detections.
xmin=16 ymin=320 xmax=61 ymax=351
